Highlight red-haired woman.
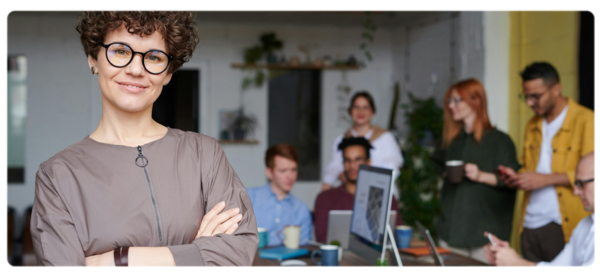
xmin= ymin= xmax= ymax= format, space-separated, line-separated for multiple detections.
xmin=432 ymin=78 xmax=520 ymax=263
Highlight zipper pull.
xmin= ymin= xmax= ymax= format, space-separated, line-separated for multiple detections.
xmin=135 ymin=145 xmax=149 ymax=167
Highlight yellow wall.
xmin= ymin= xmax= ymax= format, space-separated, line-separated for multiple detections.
xmin=508 ymin=11 xmax=579 ymax=253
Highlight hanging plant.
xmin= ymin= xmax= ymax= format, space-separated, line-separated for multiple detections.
xmin=360 ymin=12 xmax=377 ymax=62
xmin=241 ymin=32 xmax=283 ymax=90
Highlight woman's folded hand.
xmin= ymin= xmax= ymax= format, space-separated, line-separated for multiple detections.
xmin=195 ymin=201 xmax=242 ymax=239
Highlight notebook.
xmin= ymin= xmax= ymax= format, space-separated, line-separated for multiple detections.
xmin=399 ymin=247 xmax=450 ymax=256
xmin=258 ymin=247 xmax=309 ymax=261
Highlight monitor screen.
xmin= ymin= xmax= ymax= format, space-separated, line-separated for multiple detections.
xmin=349 ymin=165 xmax=394 ymax=245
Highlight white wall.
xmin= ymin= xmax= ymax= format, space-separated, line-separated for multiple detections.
xmin=483 ymin=12 xmax=510 ymax=132
xmin=391 ymin=12 xmax=458 ymax=137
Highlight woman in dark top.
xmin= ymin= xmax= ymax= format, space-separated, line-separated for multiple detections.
xmin=433 ymin=78 xmax=520 ymax=263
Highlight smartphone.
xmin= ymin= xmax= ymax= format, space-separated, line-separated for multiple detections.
xmin=494 ymin=169 xmax=506 ymax=176
xmin=487 ymin=233 xmax=496 ymax=246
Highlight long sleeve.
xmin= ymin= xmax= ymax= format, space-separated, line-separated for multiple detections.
xmin=31 ymin=166 xmax=86 ymax=266
xmin=536 ymin=215 xmax=594 ymax=266
xmin=322 ymin=135 xmax=344 ymax=185
xmin=313 ymin=193 xmax=331 ymax=244
xmin=493 ymin=133 xmax=521 ymax=188
xmin=168 ymin=139 xmax=258 ymax=266
xmin=566 ymin=114 xmax=594 ymax=187
xmin=537 ymin=242 xmax=573 ymax=266
xmin=374 ymin=133 xmax=404 ymax=180
xmin=298 ymin=206 xmax=313 ymax=245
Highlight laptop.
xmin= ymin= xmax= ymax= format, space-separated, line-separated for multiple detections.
xmin=415 ymin=220 xmax=445 ymax=266
xmin=326 ymin=210 xmax=397 ymax=249
xmin=417 ymin=221 xmax=493 ymax=269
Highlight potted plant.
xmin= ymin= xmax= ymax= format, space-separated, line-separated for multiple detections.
xmin=229 ymin=108 xmax=257 ymax=140
xmin=260 ymin=32 xmax=283 ymax=64
xmin=398 ymin=93 xmax=443 ymax=240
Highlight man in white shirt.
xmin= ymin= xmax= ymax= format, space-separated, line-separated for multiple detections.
xmin=484 ymin=152 xmax=594 ymax=266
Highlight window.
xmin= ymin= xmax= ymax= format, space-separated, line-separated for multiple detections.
xmin=8 ymin=55 xmax=27 ymax=183
xmin=152 ymin=70 xmax=200 ymax=132
xmin=268 ymin=70 xmax=321 ymax=181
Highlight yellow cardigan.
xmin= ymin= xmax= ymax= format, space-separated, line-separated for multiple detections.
xmin=517 ymin=98 xmax=594 ymax=243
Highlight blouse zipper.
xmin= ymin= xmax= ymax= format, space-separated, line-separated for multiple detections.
xmin=136 ymin=145 xmax=163 ymax=242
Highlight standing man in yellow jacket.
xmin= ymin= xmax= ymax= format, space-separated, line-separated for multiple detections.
xmin=498 ymin=62 xmax=594 ymax=263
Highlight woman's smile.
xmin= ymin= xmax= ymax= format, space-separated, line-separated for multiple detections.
xmin=116 ymin=81 xmax=149 ymax=94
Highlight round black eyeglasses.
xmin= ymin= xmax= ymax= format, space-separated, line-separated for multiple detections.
xmin=99 ymin=42 xmax=173 ymax=75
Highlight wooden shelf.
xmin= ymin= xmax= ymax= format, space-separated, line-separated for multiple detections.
xmin=218 ymin=139 xmax=259 ymax=145
xmin=231 ymin=63 xmax=361 ymax=70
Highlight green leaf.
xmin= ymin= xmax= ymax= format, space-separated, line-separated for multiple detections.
xmin=365 ymin=51 xmax=372 ymax=61
xmin=242 ymin=78 xmax=252 ymax=90
xmin=254 ymin=70 xmax=265 ymax=87
xmin=360 ymin=43 xmax=367 ymax=50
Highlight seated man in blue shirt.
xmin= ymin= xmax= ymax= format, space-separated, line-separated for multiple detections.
xmin=247 ymin=143 xmax=312 ymax=247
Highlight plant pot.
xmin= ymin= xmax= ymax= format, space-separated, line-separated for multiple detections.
xmin=267 ymin=53 xmax=278 ymax=64
xmin=220 ymin=130 xmax=230 ymax=140
xmin=233 ymin=129 xmax=247 ymax=140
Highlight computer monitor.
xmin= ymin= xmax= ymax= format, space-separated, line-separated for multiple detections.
xmin=350 ymin=165 xmax=394 ymax=245
xmin=348 ymin=165 xmax=396 ymax=264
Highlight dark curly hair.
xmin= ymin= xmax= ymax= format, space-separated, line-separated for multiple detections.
xmin=76 ymin=12 xmax=200 ymax=74
xmin=338 ymin=137 xmax=373 ymax=160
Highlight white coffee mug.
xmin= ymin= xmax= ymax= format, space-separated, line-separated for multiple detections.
xmin=277 ymin=225 xmax=300 ymax=249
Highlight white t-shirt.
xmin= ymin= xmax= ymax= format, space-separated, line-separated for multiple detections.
xmin=523 ymin=105 xmax=568 ymax=229
xmin=322 ymin=129 xmax=404 ymax=198
xmin=537 ymin=214 xmax=594 ymax=266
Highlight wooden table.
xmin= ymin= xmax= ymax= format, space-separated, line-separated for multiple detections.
xmin=252 ymin=245 xmax=488 ymax=266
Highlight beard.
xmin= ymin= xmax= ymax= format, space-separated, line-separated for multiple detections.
xmin=345 ymin=171 xmax=357 ymax=184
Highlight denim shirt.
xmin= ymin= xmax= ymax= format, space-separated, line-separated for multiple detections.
xmin=246 ymin=183 xmax=312 ymax=246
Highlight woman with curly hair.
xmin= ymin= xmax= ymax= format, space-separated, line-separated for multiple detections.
xmin=30 ymin=12 xmax=258 ymax=266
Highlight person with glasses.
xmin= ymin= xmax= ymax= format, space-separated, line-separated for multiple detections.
xmin=431 ymin=78 xmax=520 ymax=263
xmin=484 ymin=152 xmax=594 ymax=266
xmin=497 ymin=62 xmax=594 ymax=263
xmin=30 ymin=12 xmax=258 ymax=266
xmin=314 ymin=137 xmax=403 ymax=243
xmin=321 ymin=91 xmax=404 ymax=199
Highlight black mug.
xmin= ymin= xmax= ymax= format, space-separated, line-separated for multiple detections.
xmin=446 ymin=160 xmax=464 ymax=183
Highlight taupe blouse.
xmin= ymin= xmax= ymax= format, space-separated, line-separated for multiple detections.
xmin=31 ymin=128 xmax=258 ymax=266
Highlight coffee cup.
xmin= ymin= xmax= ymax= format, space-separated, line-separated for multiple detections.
xmin=277 ymin=225 xmax=300 ymax=249
xmin=257 ymin=227 xmax=269 ymax=249
xmin=395 ymin=225 xmax=412 ymax=249
xmin=311 ymin=245 xmax=339 ymax=266
xmin=446 ymin=160 xmax=464 ymax=183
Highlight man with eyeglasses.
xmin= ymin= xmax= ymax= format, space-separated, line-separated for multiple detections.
xmin=313 ymin=137 xmax=403 ymax=243
xmin=497 ymin=62 xmax=594 ymax=263
xmin=485 ymin=152 xmax=594 ymax=266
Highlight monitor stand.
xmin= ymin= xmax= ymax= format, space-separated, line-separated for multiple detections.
xmin=348 ymin=224 xmax=402 ymax=266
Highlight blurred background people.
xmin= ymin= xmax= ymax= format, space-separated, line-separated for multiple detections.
xmin=498 ymin=62 xmax=594 ymax=262
xmin=433 ymin=78 xmax=520 ymax=263
xmin=247 ymin=144 xmax=312 ymax=247
xmin=321 ymin=91 xmax=404 ymax=198
xmin=486 ymin=152 xmax=594 ymax=266
xmin=314 ymin=137 xmax=403 ymax=243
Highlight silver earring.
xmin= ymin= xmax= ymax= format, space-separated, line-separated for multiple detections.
xmin=91 ymin=67 xmax=96 ymax=75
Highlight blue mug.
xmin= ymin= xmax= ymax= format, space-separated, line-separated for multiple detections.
xmin=258 ymin=228 xmax=268 ymax=249
xmin=311 ymin=245 xmax=339 ymax=266
xmin=395 ymin=225 xmax=412 ymax=249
